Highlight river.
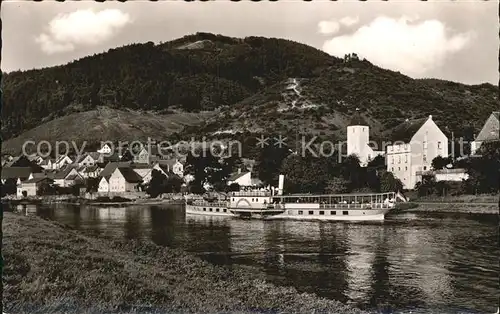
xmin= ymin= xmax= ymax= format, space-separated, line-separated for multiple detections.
xmin=11 ymin=203 xmax=499 ymax=313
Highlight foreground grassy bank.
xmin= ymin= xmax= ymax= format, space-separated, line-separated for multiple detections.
xmin=3 ymin=212 xmax=365 ymax=314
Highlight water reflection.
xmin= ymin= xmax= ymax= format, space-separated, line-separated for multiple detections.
xmin=12 ymin=203 xmax=499 ymax=313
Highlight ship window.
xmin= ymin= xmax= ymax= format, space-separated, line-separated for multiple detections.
xmin=398 ymin=167 xmax=401 ymax=171
xmin=308 ymin=211 xmax=314 ymax=215
xmin=342 ymin=211 xmax=348 ymax=215
xmin=423 ymin=166 xmax=427 ymax=171
xmin=223 ymin=208 xmax=227 ymax=212
xmin=232 ymin=198 xmax=235 ymax=201
xmin=405 ymin=167 xmax=408 ymax=171
xmin=319 ymin=211 xmax=324 ymax=215
xmin=209 ymin=208 xmax=213 ymax=212
xmin=216 ymin=208 xmax=220 ymax=212
xmin=203 ymin=208 xmax=206 ymax=211
xmin=330 ymin=211 xmax=336 ymax=215
xmin=298 ymin=210 xmax=303 ymax=215
xmin=438 ymin=141 xmax=442 ymax=149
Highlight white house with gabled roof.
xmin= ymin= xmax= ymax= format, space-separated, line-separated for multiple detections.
xmin=386 ymin=115 xmax=449 ymax=189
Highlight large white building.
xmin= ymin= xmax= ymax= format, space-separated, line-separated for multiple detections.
xmin=386 ymin=115 xmax=449 ymax=189
xmin=346 ymin=111 xmax=385 ymax=167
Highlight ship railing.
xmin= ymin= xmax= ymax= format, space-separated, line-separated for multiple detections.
xmin=191 ymin=200 xmax=229 ymax=207
xmin=231 ymin=191 xmax=272 ymax=197
xmin=318 ymin=202 xmax=394 ymax=209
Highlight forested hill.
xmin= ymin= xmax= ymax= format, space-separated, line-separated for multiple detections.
xmin=2 ymin=32 xmax=498 ymax=146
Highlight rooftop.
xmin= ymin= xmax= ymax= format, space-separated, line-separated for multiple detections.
xmin=389 ymin=117 xmax=429 ymax=143
xmin=118 ymin=167 xmax=143 ymax=183
xmin=1 ymin=167 xmax=32 ymax=180
xmin=347 ymin=109 xmax=369 ymax=127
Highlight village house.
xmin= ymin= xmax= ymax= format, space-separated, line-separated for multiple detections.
xmin=471 ymin=111 xmax=499 ymax=155
xmin=131 ymin=163 xmax=154 ymax=184
xmin=227 ymin=169 xmax=252 ymax=187
xmin=38 ymin=158 xmax=53 ymax=170
xmin=133 ymin=147 xmax=151 ymax=164
xmin=3 ymin=155 xmax=43 ymax=170
xmin=386 ymin=115 xmax=449 ymax=189
xmin=156 ymin=159 xmax=184 ymax=177
xmin=416 ymin=168 xmax=469 ymax=183
xmin=52 ymin=165 xmax=84 ymax=187
xmin=17 ymin=177 xmax=53 ymax=197
xmin=108 ymin=167 xmax=143 ymax=192
xmin=97 ymin=161 xmax=133 ymax=193
xmin=53 ymin=155 xmax=73 ymax=170
xmin=1 ymin=167 xmax=33 ymax=196
xmin=97 ymin=143 xmax=113 ymax=155
xmin=28 ymin=154 xmax=44 ymax=165
xmin=347 ymin=110 xmax=385 ymax=167
xmin=78 ymin=165 xmax=101 ymax=179
xmin=75 ymin=152 xmax=103 ymax=167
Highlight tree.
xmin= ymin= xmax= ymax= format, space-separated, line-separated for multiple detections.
xmin=165 ymin=175 xmax=183 ymax=193
xmin=38 ymin=180 xmax=56 ymax=196
xmin=379 ymin=171 xmax=404 ymax=193
xmin=431 ymin=156 xmax=452 ymax=170
xmin=414 ymin=174 xmax=435 ymax=197
xmin=1 ymin=179 xmax=17 ymax=196
xmin=367 ymin=155 xmax=386 ymax=171
xmin=462 ymin=141 xmax=500 ymax=194
xmin=86 ymin=177 xmax=100 ymax=193
xmin=340 ymin=154 xmax=363 ymax=191
xmin=279 ymin=153 xmax=330 ymax=194
xmin=120 ymin=149 xmax=134 ymax=162
xmin=325 ymin=177 xmax=349 ymax=194
xmin=228 ymin=182 xmax=240 ymax=192
xmin=255 ymin=143 xmax=290 ymax=187
xmin=146 ymin=169 xmax=168 ymax=198
xmin=185 ymin=150 xmax=235 ymax=192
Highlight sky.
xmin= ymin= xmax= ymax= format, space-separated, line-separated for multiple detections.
xmin=2 ymin=0 xmax=498 ymax=85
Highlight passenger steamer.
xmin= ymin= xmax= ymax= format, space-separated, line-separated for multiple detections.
xmin=185 ymin=175 xmax=402 ymax=221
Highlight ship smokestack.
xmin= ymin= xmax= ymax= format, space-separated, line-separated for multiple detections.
xmin=278 ymin=174 xmax=284 ymax=196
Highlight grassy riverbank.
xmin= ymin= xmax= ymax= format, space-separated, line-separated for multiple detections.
xmin=3 ymin=212 xmax=365 ymax=314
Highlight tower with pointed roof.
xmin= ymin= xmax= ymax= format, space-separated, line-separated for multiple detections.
xmin=346 ymin=109 xmax=382 ymax=167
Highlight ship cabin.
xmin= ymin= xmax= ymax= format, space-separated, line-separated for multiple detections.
xmin=229 ymin=191 xmax=273 ymax=209
xmin=272 ymin=192 xmax=396 ymax=209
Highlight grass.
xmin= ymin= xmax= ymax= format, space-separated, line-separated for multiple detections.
xmin=2 ymin=107 xmax=215 ymax=154
xmin=3 ymin=212 xmax=366 ymax=314
xmin=411 ymin=194 xmax=499 ymax=204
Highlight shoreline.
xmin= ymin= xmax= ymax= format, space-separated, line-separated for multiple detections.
xmin=2 ymin=197 xmax=185 ymax=207
xmin=3 ymin=211 xmax=365 ymax=314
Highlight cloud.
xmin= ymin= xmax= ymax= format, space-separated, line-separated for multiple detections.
xmin=317 ymin=16 xmax=359 ymax=35
xmin=318 ymin=20 xmax=340 ymax=35
xmin=322 ymin=16 xmax=473 ymax=76
xmin=339 ymin=16 xmax=359 ymax=27
xmin=36 ymin=9 xmax=131 ymax=54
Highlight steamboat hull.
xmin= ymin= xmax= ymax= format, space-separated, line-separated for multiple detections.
xmin=229 ymin=206 xmax=390 ymax=221
xmin=185 ymin=204 xmax=233 ymax=217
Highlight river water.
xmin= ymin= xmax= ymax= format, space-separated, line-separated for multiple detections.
xmin=12 ymin=203 xmax=500 ymax=313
